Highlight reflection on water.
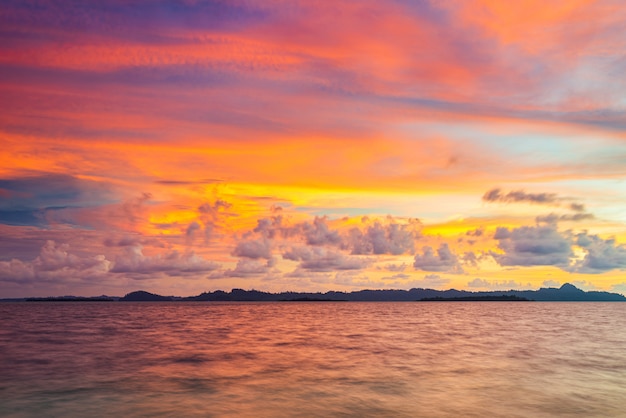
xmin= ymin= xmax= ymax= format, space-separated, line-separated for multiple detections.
xmin=1 ymin=302 xmax=625 ymax=417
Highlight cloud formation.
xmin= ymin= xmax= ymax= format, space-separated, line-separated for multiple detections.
xmin=483 ymin=188 xmax=559 ymax=205
xmin=283 ymin=246 xmax=370 ymax=272
xmin=572 ymin=233 xmax=626 ymax=273
xmin=232 ymin=238 xmax=273 ymax=260
xmin=0 ymin=241 xmax=111 ymax=284
xmin=347 ymin=221 xmax=416 ymax=255
xmin=492 ymin=225 xmax=573 ymax=267
xmin=223 ymin=258 xmax=275 ymax=278
xmin=535 ymin=213 xmax=594 ymax=224
xmin=111 ymin=245 xmax=220 ymax=277
xmin=301 ymin=217 xmax=342 ymax=246
xmin=413 ymin=244 xmax=464 ymax=274
xmin=483 ymin=188 xmax=586 ymax=212
xmin=1 ymin=1 xmax=626 ymax=296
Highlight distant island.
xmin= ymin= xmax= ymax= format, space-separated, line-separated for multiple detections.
xmin=420 ymin=295 xmax=530 ymax=302
xmin=6 ymin=283 xmax=623 ymax=302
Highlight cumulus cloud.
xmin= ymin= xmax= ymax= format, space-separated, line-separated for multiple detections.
xmin=198 ymin=199 xmax=232 ymax=221
xmin=466 ymin=228 xmax=484 ymax=237
xmin=0 ymin=240 xmax=111 ymax=283
xmin=0 ymin=258 xmax=35 ymax=283
xmin=197 ymin=199 xmax=234 ymax=241
xmin=247 ymin=215 xmax=341 ymax=245
xmin=185 ymin=221 xmax=202 ymax=241
xmin=111 ymin=244 xmax=220 ymax=277
xmin=232 ymin=238 xmax=272 ymax=260
xmin=491 ymin=226 xmax=626 ymax=273
xmin=283 ymin=246 xmax=370 ymax=272
xmin=302 ymin=216 xmax=342 ymax=246
xmin=462 ymin=251 xmax=479 ymax=267
xmin=491 ymin=225 xmax=573 ymax=268
xmin=347 ymin=221 xmax=416 ymax=255
xmin=223 ymin=258 xmax=275 ymax=277
xmin=413 ymin=243 xmax=464 ymax=273
xmin=253 ymin=215 xmax=284 ymax=239
xmin=571 ymin=233 xmax=626 ymax=273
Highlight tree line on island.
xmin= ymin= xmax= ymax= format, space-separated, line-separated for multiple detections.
xmin=17 ymin=283 xmax=626 ymax=302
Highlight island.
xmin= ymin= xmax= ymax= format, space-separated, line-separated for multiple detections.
xmin=7 ymin=283 xmax=624 ymax=303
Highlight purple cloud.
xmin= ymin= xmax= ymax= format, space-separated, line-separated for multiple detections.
xmin=283 ymin=246 xmax=370 ymax=272
xmin=413 ymin=243 xmax=464 ymax=274
xmin=492 ymin=225 xmax=573 ymax=267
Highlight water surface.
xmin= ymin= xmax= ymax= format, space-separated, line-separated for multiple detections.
xmin=1 ymin=302 xmax=625 ymax=417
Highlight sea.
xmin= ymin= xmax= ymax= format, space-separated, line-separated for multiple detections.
xmin=1 ymin=301 xmax=625 ymax=417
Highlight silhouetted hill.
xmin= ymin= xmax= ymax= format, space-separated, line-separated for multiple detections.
xmin=507 ymin=283 xmax=626 ymax=301
xmin=11 ymin=283 xmax=624 ymax=302
xmin=120 ymin=290 xmax=173 ymax=301
xmin=180 ymin=283 xmax=625 ymax=302
xmin=420 ymin=295 xmax=530 ymax=302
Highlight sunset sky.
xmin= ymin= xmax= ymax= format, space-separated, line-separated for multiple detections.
xmin=2 ymin=0 xmax=626 ymax=297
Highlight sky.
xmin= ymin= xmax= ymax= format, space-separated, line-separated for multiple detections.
xmin=2 ymin=0 xmax=626 ymax=297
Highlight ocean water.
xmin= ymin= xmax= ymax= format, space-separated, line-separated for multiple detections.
xmin=1 ymin=302 xmax=625 ymax=417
